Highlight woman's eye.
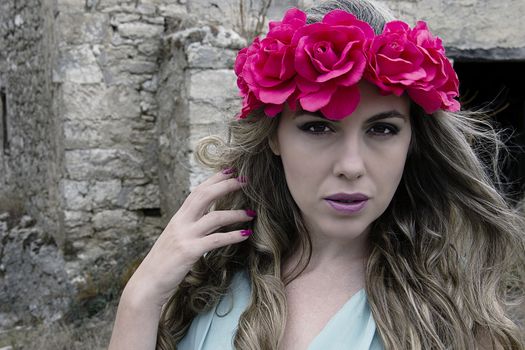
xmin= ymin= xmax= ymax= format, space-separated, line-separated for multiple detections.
xmin=298 ymin=122 xmax=333 ymax=135
xmin=368 ymin=124 xmax=399 ymax=136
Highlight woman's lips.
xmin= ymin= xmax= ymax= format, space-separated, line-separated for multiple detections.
xmin=325 ymin=199 xmax=368 ymax=213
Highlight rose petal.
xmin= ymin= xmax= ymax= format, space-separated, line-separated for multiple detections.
xmin=320 ymin=85 xmax=361 ymax=120
xmin=299 ymin=83 xmax=337 ymax=111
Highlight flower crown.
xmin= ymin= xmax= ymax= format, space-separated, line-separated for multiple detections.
xmin=234 ymin=8 xmax=460 ymax=121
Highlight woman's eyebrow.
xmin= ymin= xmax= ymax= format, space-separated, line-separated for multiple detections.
xmin=366 ymin=110 xmax=408 ymax=123
xmin=292 ymin=110 xmax=408 ymax=122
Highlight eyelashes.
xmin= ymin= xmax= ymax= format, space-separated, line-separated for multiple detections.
xmin=297 ymin=121 xmax=400 ymax=137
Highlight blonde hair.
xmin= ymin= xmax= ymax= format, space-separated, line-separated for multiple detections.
xmin=156 ymin=1 xmax=525 ymax=348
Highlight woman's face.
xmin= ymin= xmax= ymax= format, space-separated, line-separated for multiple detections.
xmin=270 ymin=81 xmax=412 ymax=244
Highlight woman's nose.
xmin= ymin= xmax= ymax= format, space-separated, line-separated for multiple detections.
xmin=332 ymin=137 xmax=366 ymax=180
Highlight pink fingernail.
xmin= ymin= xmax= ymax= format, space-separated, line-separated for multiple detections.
xmin=240 ymin=229 xmax=253 ymax=236
xmin=222 ymin=167 xmax=236 ymax=175
xmin=245 ymin=209 xmax=257 ymax=217
xmin=237 ymin=176 xmax=248 ymax=183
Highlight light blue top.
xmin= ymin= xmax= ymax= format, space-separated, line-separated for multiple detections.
xmin=177 ymin=270 xmax=384 ymax=350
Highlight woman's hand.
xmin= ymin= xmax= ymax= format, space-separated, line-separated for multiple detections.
xmin=123 ymin=168 xmax=255 ymax=308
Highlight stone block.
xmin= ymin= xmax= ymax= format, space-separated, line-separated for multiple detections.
xmin=110 ymin=14 xmax=141 ymax=25
xmin=65 ymin=149 xmax=145 ymax=180
xmin=203 ymin=26 xmax=246 ymax=49
xmin=119 ymin=183 xmax=160 ymax=209
xmin=117 ymin=22 xmax=164 ymax=39
xmin=60 ymin=180 xmax=91 ymax=211
xmin=138 ymin=41 xmax=161 ymax=56
xmin=143 ymin=16 xmax=165 ymax=25
xmin=54 ymin=45 xmax=104 ymax=84
xmin=91 ymin=180 xmax=122 ymax=208
xmin=64 ymin=210 xmax=91 ymax=229
xmin=158 ymin=4 xmax=187 ymax=17
xmin=136 ymin=4 xmax=157 ymax=15
xmin=186 ymin=43 xmax=237 ymax=69
xmin=63 ymin=116 xmax=135 ymax=149
xmin=120 ymin=59 xmax=158 ymax=74
xmin=188 ymin=69 xmax=237 ymax=101
xmin=61 ymin=83 xmax=141 ymax=121
xmin=95 ymin=0 xmax=123 ymax=11
xmin=188 ymin=100 xmax=231 ymax=125
xmin=55 ymin=0 xmax=85 ymax=13
xmin=142 ymin=76 xmax=159 ymax=91
xmin=57 ymin=13 xmax=110 ymax=45
xmin=92 ymin=209 xmax=140 ymax=231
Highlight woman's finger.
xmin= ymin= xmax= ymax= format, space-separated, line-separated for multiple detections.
xmin=197 ymin=168 xmax=237 ymax=188
xmin=199 ymin=229 xmax=253 ymax=253
xmin=193 ymin=209 xmax=256 ymax=235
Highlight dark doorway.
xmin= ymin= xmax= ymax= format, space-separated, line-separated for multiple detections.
xmin=453 ymin=61 xmax=525 ymax=206
xmin=1 ymin=87 xmax=7 ymax=155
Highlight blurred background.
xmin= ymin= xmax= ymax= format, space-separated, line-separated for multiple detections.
xmin=0 ymin=0 xmax=523 ymax=348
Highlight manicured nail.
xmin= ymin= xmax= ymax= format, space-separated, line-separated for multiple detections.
xmin=245 ymin=209 xmax=257 ymax=217
xmin=222 ymin=167 xmax=236 ymax=175
xmin=240 ymin=229 xmax=253 ymax=236
xmin=237 ymin=176 xmax=248 ymax=183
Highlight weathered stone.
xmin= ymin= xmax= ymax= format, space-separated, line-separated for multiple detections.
xmin=136 ymin=4 xmax=157 ymax=16
xmin=186 ymin=43 xmax=237 ymax=69
xmin=203 ymin=26 xmax=246 ymax=49
xmin=92 ymin=209 xmax=140 ymax=231
xmin=110 ymin=32 xmax=136 ymax=46
xmin=142 ymin=76 xmax=159 ymax=91
xmin=110 ymin=13 xmax=141 ymax=25
xmin=94 ymin=0 xmax=123 ymax=11
xmin=119 ymin=183 xmax=160 ymax=209
xmin=63 ymin=117 xmax=135 ymax=149
xmin=188 ymin=69 xmax=237 ymax=101
xmin=158 ymin=4 xmax=187 ymax=17
xmin=188 ymin=100 xmax=233 ymax=125
xmin=65 ymin=149 xmax=146 ymax=180
xmin=0 ymin=217 xmax=73 ymax=327
xmin=92 ymin=180 xmax=122 ymax=208
xmin=143 ymin=16 xmax=165 ymax=25
xmin=61 ymin=83 xmax=141 ymax=121
xmin=121 ymin=59 xmax=158 ymax=74
xmin=138 ymin=41 xmax=161 ymax=56
xmin=60 ymin=180 xmax=91 ymax=211
xmin=64 ymin=210 xmax=91 ymax=229
xmin=19 ymin=215 xmax=36 ymax=228
xmin=54 ymin=45 xmax=103 ymax=84
xmin=57 ymin=13 xmax=109 ymax=45
xmin=55 ymin=0 xmax=86 ymax=13
xmin=117 ymin=22 xmax=164 ymax=39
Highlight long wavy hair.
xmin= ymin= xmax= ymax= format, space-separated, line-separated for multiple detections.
xmin=156 ymin=1 xmax=525 ymax=349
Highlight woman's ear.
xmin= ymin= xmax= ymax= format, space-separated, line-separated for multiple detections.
xmin=268 ymin=136 xmax=280 ymax=156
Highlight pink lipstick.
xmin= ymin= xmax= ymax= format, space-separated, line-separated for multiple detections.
xmin=324 ymin=192 xmax=369 ymax=214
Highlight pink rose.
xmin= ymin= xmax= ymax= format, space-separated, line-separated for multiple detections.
xmin=291 ymin=9 xmax=375 ymax=120
xmin=406 ymin=21 xmax=460 ymax=113
xmin=234 ymin=8 xmax=307 ymax=118
xmin=234 ymin=40 xmax=263 ymax=119
xmin=365 ymin=21 xmax=426 ymax=96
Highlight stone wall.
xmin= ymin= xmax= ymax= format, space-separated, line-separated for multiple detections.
xmin=0 ymin=0 xmax=60 ymax=235
xmin=53 ymin=0 xmax=180 ymax=304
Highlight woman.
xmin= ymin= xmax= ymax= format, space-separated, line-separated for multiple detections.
xmin=108 ymin=0 xmax=525 ymax=349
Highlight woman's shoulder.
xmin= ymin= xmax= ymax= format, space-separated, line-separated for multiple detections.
xmin=176 ymin=270 xmax=251 ymax=350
